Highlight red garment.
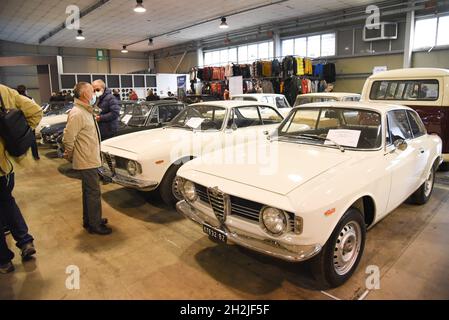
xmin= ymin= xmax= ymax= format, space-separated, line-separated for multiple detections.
xmin=129 ymin=92 xmax=138 ymax=100
xmin=301 ymin=79 xmax=309 ymax=94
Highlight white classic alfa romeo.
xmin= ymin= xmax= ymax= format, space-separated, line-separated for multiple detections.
xmin=100 ymin=101 xmax=284 ymax=205
xmin=175 ymin=101 xmax=443 ymax=287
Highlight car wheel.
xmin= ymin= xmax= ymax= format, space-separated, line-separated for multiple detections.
xmin=438 ymin=162 xmax=449 ymax=172
xmin=411 ymin=166 xmax=435 ymax=205
xmin=159 ymin=164 xmax=183 ymax=206
xmin=311 ymin=208 xmax=366 ymax=288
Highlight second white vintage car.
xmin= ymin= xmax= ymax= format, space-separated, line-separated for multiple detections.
xmin=176 ymin=101 xmax=442 ymax=287
xmin=100 ymin=101 xmax=284 ymax=205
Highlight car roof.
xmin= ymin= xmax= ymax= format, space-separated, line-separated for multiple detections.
xmin=368 ymin=68 xmax=449 ymax=79
xmin=294 ymin=101 xmax=414 ymax=114
xmin=297 ymin=92 xmax=360 ymax=98
xmin=232 ymin=93 xmax=285 ymax=98
xmin=189 ymin=100 xmax=275 ymax=109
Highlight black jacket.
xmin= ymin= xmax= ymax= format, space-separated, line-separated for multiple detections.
xmin=97 ymin=88 xmax=120 ymax=139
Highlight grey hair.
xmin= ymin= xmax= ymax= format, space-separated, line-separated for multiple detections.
xmin=92 ymin=79 xmax=106 ymax=89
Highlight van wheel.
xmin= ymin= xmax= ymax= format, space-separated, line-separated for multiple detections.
xmin=438 ymin=162 xmax=449 ymax=172
xmin=410 ymin=166 xmax=435 ymax=205
xmin=159 ymin=164 xmax=183 ymax=206
xmin=310 ymin=208 xmax=366 ymax=288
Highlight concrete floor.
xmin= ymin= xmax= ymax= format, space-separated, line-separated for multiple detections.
xmin=0 ymin=146 xmax=448 ymax=300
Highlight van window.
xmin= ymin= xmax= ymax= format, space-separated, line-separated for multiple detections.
xmin=370 ymin=80 xmax=439 ymax=101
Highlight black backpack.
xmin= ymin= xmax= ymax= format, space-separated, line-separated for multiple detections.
xmin=0 ymin=93 xmax=35 ymax=157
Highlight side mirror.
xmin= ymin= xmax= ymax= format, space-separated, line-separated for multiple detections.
xmin=393 ymin=138 xmax=408 ymax=151
xmin=231 ymin=123 xmax=238 ymax=131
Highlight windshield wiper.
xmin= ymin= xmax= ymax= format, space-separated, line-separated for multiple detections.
xmin=282 ymin=134 xmax=345 ymax=152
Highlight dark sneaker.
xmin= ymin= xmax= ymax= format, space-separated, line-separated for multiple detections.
xmin=21 ymin=242 xmax=36 ymax=260
xmin=88 ymin=225 xmax=112 ymax=235
xmin=83 ymin=218 xmax=108 ymax=229
xmin=0 ymin=262 xmax=15 ymax=274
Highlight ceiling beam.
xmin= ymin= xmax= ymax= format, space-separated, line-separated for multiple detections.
xmin=38 ymin=0 xmax=111 ymax=44
xmin=124 ymin=0 xmax=290 ymax=48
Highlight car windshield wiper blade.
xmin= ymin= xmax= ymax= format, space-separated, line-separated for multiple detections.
xmin=165 ymin=123 xmax=193 ymax=130
xmin=282 ymin=133 xmax=345 ymax=152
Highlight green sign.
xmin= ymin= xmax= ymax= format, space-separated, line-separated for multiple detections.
xmin=96 ymin=49 xmax=106 ymax=61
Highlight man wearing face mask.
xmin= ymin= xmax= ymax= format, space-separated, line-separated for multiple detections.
xmin=63 ymin=82 xmax=111 ymax=235
xmin=92 ymin=79 xmax=120 ymax=141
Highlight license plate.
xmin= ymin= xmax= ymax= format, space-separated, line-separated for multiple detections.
xmin=203 ymin=224 xmax=227 ymax=244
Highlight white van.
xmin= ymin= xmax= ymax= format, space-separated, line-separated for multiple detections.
xmin=361 ymin=68 xmax=449 ymax=170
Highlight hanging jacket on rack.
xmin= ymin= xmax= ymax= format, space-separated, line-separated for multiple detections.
xmin=282 ymin=56 xmax=296 ymax=78
xmin=272 ymin=59 xmax=281 ymax=77
xmin=296 ymin=57 xmax=304 ymax=76
xmin=323 ymin=63 xmax=336 ymax=83
xmin=262 ymin=61 xmax=272 ymax=77
xmin=304 ymin=59 xmax=313 ymax=75
xmin=284 ymin=76 xmax=299 ymax=106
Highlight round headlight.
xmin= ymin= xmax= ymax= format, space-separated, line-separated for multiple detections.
xmin=260 ymin=207 xmax=287 ymax=235
xmin=183 ymin=180 xmax=197 ymax=202
xmin=126 ymin=160 xmax=138 ymax=176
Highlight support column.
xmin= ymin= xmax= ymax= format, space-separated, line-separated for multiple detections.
xmin=403 ymin=2 xmax=415 ymax=68
xmin=273 ymin=30 xmax=282 ymax=59
xmin=197 ymin=47 xmax=203 ymax=67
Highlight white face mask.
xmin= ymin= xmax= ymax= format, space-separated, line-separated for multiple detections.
xmin=95 ymin=90 xmax=104 ymax=98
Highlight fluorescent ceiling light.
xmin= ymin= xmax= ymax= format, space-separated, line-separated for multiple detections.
xmin=219 ymin=17 xmax=229 ymax=29
xmin=76 ymin=29 xmax=85 ymax=40
xmin=134 ymin=0 xmax=146 ymax=13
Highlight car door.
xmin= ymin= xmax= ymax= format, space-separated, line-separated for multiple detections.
xmin=406 ymin=109 xmax=431 ymax=185
xmin=385 ymin=109 xmax=420 ymax=211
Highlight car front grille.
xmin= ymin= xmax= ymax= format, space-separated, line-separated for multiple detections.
xmin=194 ymin=183 xmax=296 ymax=232
xmin=207 ymin=188 xmax=226 ymax=222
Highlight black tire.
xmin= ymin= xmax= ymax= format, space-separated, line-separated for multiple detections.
xmin=438 ymin=162 xmax=449 ymax=172
xmin=310 ymin=208 xmax=366 ymax=288
xmin=159 ymin=164 xmax=183 ymax=206
xmin=410 ymin=166 xmax=435 ymax=205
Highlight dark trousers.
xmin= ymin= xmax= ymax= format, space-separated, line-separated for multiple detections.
xmin=79 ymin=169 xmax=103 ymax=228
xmin=31 ymin=131 xmax=39 ymax=159
xmin=0 ymin=173 xmax=34 ymax=264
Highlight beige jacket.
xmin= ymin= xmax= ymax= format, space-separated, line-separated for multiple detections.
xmin=0 ymin=84 xmax=43 ymax=176
xmin=63 ymin=99 xmax=102 ymax=170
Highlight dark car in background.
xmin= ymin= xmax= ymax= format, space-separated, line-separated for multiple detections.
xmin=42 ymin=100 xmax=186 ymax=157
xmin=42 ymin=101 xmax=73 ymax=116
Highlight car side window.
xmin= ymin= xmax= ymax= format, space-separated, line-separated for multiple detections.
xmin=276 ymin=97 xmax=289 ymax=108
xmin=258 ymin=106 xmax=283 ymax=125
xmin=387 ymin=110 xmax=413 ymax=141
xmin=407 ymin=110 xmax=427 ymax=138
xmin=228 ymin=106 xmax=262 ymax=128
xmin=158 ymin=105 xmax=183 ymax=123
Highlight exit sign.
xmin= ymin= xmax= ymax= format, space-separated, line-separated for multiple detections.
xmin=96 ymin=49 xmax=106 ymax=61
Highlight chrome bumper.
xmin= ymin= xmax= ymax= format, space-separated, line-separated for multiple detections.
xmin=99 ymin=167 xmax=158 ymax=191
xmin=176 ymin=200 xmax=322 ymax=262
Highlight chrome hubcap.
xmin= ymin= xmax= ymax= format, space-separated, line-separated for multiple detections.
xmin=172 ymin=177 xmax=183 ymax=201
xmin=333 ymin=221 xmax=362 ymax=276
xmin=424 ymin=170 xmax=434 ymax=198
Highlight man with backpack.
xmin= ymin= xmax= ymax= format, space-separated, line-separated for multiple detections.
xmin=0 ymin=84 xmax=42 ymax=274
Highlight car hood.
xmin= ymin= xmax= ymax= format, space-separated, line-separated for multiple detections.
xmin=181 ymin=141 xmax=352 ymax=195
xmin=101 ymin=127 xmax=191 ymax=155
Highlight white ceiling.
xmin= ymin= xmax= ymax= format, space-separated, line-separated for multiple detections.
xmin=0 ymin=0 xmax=381 ymax=52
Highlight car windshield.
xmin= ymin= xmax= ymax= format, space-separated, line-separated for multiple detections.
xmin=231 ymin=96 xmax=258 ymax=101
xmin=44 ymin=102 xmax=73 ymax=116
xmin=294 ymin=96 xmax=338 ymax=107
xmin=277 ymin=107 xmax=382 ymax=150
xmin=119 ymin=103 xmax=153 ymax=127
xmin=169 ymin=105 xmax=227 ymax=130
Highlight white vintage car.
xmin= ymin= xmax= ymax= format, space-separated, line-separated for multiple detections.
xmin=100 ymin=101 xmax=284 ymax=205
xmin=176 ymin=101 xmax=443 ymax=287
xmin=294 ymin=92 xmax=361 ymax=107
xmin=231 ymin=94 xmax=291 ymax=116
